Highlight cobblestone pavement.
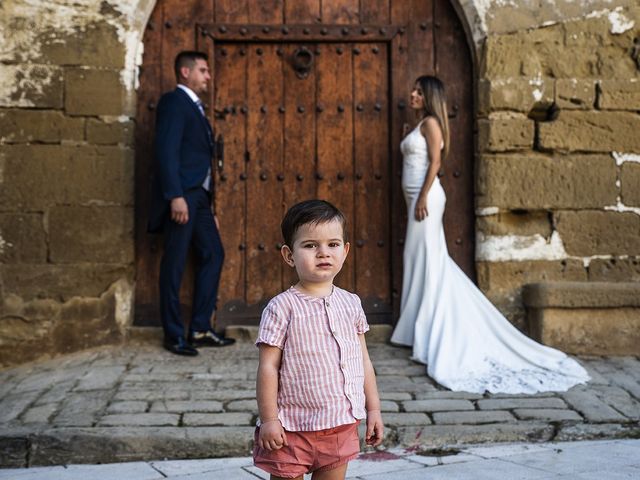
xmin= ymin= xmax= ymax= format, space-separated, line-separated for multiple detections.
xmin=1 ymin=343 xmax=639 ymax=467
xmin=2 ymin=439 xmax=639 ymax=479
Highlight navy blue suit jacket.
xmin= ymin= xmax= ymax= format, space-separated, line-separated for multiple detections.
xmin=148 ymin=87 xmax=214 ymax=233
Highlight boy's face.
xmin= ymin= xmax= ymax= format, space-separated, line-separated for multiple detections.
xmin=281 ymin=219 xmax=350 ymax=285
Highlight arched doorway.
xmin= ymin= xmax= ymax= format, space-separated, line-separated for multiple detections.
xmin=134 ymin=0 xmax=475 ymax=329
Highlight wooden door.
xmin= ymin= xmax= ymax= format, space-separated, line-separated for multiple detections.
xmin=134 ymin=0 xmax=474 ymax=328
xmin=208 ymin=38 xmax=391 ymax=326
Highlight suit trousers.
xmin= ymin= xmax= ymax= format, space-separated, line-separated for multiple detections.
xmin=159 ymin=188 xmax=224 ymax=341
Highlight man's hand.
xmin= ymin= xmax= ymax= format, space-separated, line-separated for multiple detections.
xmin=365 ymin=410 xmax=384 ymax=447
xmin=258 ymin=420 xmax=288 ymax=451
xmin=170 ymin=197 xmax=189 ymax=224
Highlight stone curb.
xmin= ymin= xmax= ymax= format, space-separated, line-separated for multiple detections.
xmin=2 ymin=421 xmax=639 ymax=468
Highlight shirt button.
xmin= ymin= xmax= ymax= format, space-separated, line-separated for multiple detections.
xmin=341 ymin=363 xmax=346 ymax=368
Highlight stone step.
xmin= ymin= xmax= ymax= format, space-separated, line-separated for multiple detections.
xmin=523 ymin=281 xmax=640 ymax=355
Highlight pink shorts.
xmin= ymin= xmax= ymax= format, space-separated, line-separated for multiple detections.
xmin=253 ymin=421 xmax=360 ymax=478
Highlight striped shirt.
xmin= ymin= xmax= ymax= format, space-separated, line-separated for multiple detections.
xmin=256 ymin=286 xmax=370 ymax=431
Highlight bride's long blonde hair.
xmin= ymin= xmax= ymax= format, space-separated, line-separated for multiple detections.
xmin=415 ymin=75 xmax=450 ymax=159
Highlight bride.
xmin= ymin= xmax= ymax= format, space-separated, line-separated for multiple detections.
xmin=390 ymin=75 xmax=589 ymax=394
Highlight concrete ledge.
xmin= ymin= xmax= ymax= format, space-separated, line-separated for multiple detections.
xmin=524 ymin=282 xmax=640 ymax=355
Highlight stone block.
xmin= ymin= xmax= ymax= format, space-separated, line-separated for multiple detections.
xmin=0 ymin=145 xmax=134 ymax=210
xmin=523 ymin=281 xmax=640 ymax=308
xmin=555 ymin=79 xmax=596 ymax=109
xmin=598 ymin=80 xmax=640 ymax=110
xmin=403 ymin=399 xmax=475 ymax=412
xmin=51 ymin=294 xmax=124 ymax=356
xmin=22 ymin=403 xmax=59 ymax=424
xmin=483 ymin=35 xmax=523 ymax=77
xmin=49 ymin=206 xmax=133 ymax=263
xmin=86 ymin=119 xmax=134 ymax=146
xmin=225 ymin=399 xmax=258 ymax=413
xmin=65 ymin=68 xmax=125 ymax=116
xmin=150 ymin=401 xmax=224 ymax=413
xmin=432 ymin=411 xmax=515 ymax=425
xmin=478 ymin=114 xmax=534 ymax=152
xmin=589 ymin=258 xmax=640 ymax=282
xmin=379 ymin=392 xmax=412 ymax=401
xmin=380 ymin=400 xmax=399 ymax=412
xmin=0 ymin=436 xmax=28 ymax=467
xmin=621 ymin=163 xmax=640 ymax=206
xmin=381 ymin=413 xmax=431 ymax=427
xmin=556 ymin=423 xmax=640 ymax=442
xmin=1 ymin=264 xmax=131 ymax=300
xmin=0 ymin=214 xmax=47 ymax=263
xmin=397 ymin=423 xmax=554 ymax=447
xmin=476 ymin=154 xmax=617 ymax=209
xmin=75 ymin=366 xmax=126 ymax=391
xmin=539 ymin=111 xmax=640 ymax=152
xmin=478 ymin=77 xmax=553 ymax=114
xmin=106 ymin=401 xmax=148 ymax=414
xmin=476 ymin=211 xmax=552 ymax=237
xmin=477 ymin=398 xmax=568 ymax=410
xmin=41 ymin=23 xmax=125 ymax=68
xmin=52 ymin=392 xmax=110 ymax=427
xmin=0 ymin=65 xmax=63 ymax=108
xmin=98 ymin=414 xmax=180 ymax=427
xmin=414 ymin=392 xmax=483 ymax=400
xmin=525 ymin=282 xmax=640 ymax=355
xmin=476 ymin=259 xmax=586 ymax=330
xmin=513 ymin=409 xmax=583 ymax=421
xmin=529 ymin=307 xmax=640 ymax=355
xmin=182 ymin=413 xmax=253 ymax=426
xmin=561 ymin=388 xmax=630 ymax=423
xmin=555 ymin=211 xmax=640 ymax=256
xmin=0 ymin=110 xmax=84 ymax=143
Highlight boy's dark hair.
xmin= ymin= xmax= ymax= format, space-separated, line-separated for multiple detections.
xmin=174 ymin=51 xmax=208 ymax=81
xmin=281 ymin=200 xmax=348 ymax=247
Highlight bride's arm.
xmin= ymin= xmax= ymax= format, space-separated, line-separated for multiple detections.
xmin=414 ymin=117 xmax=443 ymax=221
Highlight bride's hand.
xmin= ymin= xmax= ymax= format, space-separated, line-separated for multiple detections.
xmin=415 ymin=194 xmax=428 ymax=221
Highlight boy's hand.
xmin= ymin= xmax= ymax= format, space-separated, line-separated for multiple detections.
xmin=258 ymin=420 xmax=289 ymax=451
xmin=365 ymin=410 xmax=384 ymax=447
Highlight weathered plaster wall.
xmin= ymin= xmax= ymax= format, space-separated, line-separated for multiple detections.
xmin=0 ymin=0 xmax=638 ymax=365
xmin=474 ymin=2 xmax=640 ymax=328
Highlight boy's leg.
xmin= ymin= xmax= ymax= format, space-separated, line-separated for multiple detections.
xmin=270 ymin=476 xmax=303 ymax=480
xmin=311 ymin=463 xmax=348 ymax=480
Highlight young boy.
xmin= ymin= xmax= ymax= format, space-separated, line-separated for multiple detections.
xmin=253 ymin=200 xmax=384 ymax=480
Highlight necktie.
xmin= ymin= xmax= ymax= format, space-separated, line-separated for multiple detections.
xmin=195 ymin=99 xmax=205 ymax=116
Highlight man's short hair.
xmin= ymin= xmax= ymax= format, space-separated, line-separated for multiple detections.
xmin=174 ymin=51 xmax=208 ymax=81
xmin=281 ymin=200 xmax=348 ymax=248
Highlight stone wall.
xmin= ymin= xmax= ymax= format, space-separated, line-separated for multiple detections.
xmin=0 ymin=0 xmax=638 ymax=366
xmin=476 ymin=2 xmax=640 ymax=329
xmin=0 ymin=0 xmax=150 ymax=366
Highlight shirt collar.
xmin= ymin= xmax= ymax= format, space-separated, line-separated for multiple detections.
xmin=288 ymin=285 xmax=335 ymax=303
xmin=177 ymin=84 xmax=200 ymax=104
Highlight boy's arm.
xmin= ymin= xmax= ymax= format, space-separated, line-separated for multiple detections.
xmin=256 ymin=344 xmax=288 ymax=450
xmin=257 ymin=344 xmax=282 ymax=422
xmin=359 ymin=334 xmax=384 ymax=446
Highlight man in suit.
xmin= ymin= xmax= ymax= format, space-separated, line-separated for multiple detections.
xmin=149 ymin=51 xmax=234 ymax=356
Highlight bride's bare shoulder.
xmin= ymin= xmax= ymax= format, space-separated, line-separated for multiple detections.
xmin=420 ymin=116 xmax=443 ymax=140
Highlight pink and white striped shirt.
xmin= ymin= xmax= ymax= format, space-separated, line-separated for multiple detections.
xmin=256 ymin=286 xmax=370 ymax=431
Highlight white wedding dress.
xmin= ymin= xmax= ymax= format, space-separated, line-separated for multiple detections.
xmin=390 ymin=121 xmax=590 ymax=394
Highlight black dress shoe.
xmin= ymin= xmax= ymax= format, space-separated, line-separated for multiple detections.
xmin=164 ymin=337 xmax=198 ymax=356
xmin=189 ymin=329 xmax=236 ymax=347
